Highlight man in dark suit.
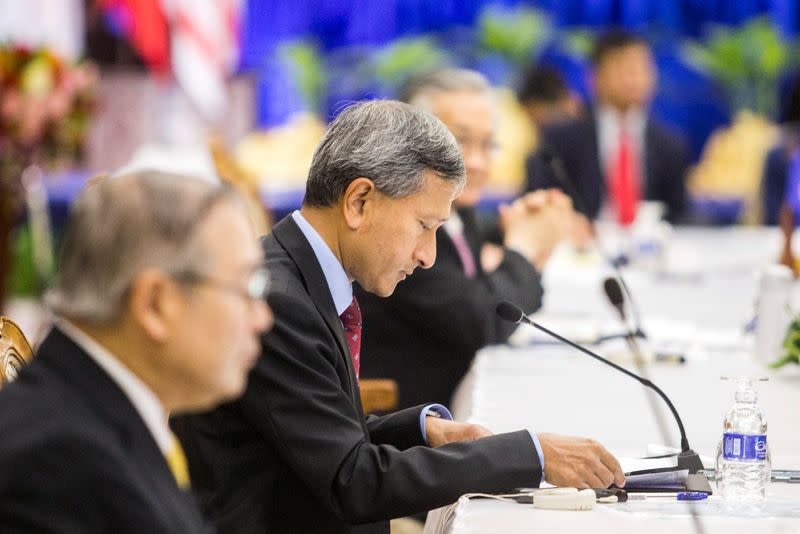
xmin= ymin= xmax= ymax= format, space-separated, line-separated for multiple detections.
xmin=0 ymin=171 xmax=273 ymax=532
xmin=357 ymin=69 xmax=573 ymax=409
xmin=173 ymin=100 xmax=625 ymax=534
xmin=526 ymin=31 xmax=689 ymax=225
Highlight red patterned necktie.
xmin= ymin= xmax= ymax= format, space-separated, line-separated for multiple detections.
xmin=607 ymin=118 xmax=640 ymax=226
xmin=339 ymin=297 xmax=362 ymax=381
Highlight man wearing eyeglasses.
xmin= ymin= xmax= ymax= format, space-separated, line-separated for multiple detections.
xmin=0 ymin=172 xmax=272 ymax=532
xmin=356 ymin=69 xmax=573 ymax=412
xmin=173 ymin=100 xmax=624 ymax=534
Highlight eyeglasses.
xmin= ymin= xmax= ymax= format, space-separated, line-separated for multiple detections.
xmin=172 ymin=266 xmax=271 ymax=302
xmin=455 ymin=135 xmax=499 ymax=157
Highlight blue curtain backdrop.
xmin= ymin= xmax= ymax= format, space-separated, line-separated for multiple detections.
xmin=241 ymin=0 xmax=800 ymax=160
xmin=242 ymin=0 xmax=799 ymax=63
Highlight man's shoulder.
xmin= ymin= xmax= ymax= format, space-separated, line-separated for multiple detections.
xmin=261 ymin=229 xmax=307 ymax=293
xmin=647 ymin=118 xmax=688 ymax=154
xmin=0 ymin=351 xmax=129 ymax=456
xmin=0 ymin=380 xmax=124 ymax=478
xmin=541 ymin=114 xmax=594 ymax=142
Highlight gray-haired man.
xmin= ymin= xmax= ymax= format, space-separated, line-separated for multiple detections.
xmin=0 ymin=172 xmax=273 ymax=532
xmin=174 ymin=100 xmax=624 ymax=534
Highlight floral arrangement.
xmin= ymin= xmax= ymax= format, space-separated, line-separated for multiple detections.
xmin=0 ymin=45 xmax=97 ymax=306
xmin=0 ymin=45 xmax=97 ymax=174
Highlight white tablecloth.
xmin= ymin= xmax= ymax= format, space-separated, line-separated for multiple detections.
xmin=426 ymin=227 xmax=800 ymax=533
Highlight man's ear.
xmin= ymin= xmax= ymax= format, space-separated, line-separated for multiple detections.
xmin=341 ymin=177 xmax=376 ymax=230
xmin=127 ymin=269 xmax=182 ymax=343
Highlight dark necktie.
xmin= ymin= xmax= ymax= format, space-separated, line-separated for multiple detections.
xmin=339 ymin=297 xmax=362 ymax=381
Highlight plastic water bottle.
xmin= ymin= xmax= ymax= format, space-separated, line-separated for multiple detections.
xmin=714 ymin=377 xmax=771 ymax=501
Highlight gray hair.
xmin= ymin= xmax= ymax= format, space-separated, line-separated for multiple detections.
xmin=45 ymin=171 xmax=242 ymax=325
xmin=400 ymin=68 xmax=493 ymax=111
xmin=303 ymin=100 xmax=465 ymax=207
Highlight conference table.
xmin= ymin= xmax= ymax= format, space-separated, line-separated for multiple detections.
xmin=425 ymin=225 xmax=800 ymax=533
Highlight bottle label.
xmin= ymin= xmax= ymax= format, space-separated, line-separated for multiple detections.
xmin=722 ymin=433 xmax=767 ymax=461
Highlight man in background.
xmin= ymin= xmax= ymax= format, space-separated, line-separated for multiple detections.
xmin=526 ymin=30 xmax=689 ymax=225
xmin=357 ymin=69 xmax=573 ymax=409
xmin=517 ymin=64 xmax=582 ymax=129
xmin=0 ymin=172 xmax=273 ymax=532
xmin=174 ymin=100 xmax=625 ymax=534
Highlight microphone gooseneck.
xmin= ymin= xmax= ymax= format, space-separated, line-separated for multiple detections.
xmin=602 ymin=277 xmax=676 ymax=448
xmin=496 ymin=300 xmax=691 ymax=453
xmin=539 ymin=150 xmax=646 ymax=339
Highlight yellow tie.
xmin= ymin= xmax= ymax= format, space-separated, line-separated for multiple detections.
xmin=165 ymin=434 xmax=191 ymax=490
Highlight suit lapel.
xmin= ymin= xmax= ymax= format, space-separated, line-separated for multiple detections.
xmin=270 ymin=217 xmax=361 ymax=404
xmin=586 ymin=109 xmax=605 ymax=204
xmin=35 ymin=328 xmax=207 ymax=532
xmin=643 ymin=120 xmax=657 ymax=197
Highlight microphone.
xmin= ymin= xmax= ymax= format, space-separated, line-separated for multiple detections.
xmin=603 ymin=277 xmax=675 ymax=446
xmin=538 ymin=147 xmax=588 ymax=216
xmin=603 ymin=277 xmax=646 ymax=364
xmin=603 ymin=277 xmax=625 ymax=322
xmin=495 ymin=300 xmax=702 ymax=472
xmin=539 ymin=147 xmax=646 ymax=339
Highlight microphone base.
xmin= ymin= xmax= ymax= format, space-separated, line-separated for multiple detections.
xmin=623 ymin=450 xmax=713 ymax=494
xmin=677 ymin=449 xmax=705 ymax=474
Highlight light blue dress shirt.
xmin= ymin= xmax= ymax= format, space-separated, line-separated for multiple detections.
xmin=291 ymin=211 xmax=544 ymax=479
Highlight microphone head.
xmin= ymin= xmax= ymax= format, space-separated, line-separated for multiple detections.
xmin=496 ymin=301 xmax=524 ymax=324
xmin=603 ymin=277 xmax=625 ymax=309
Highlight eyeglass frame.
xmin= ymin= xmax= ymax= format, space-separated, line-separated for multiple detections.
xmin=170 ymin=265 xmax=271 ymax=302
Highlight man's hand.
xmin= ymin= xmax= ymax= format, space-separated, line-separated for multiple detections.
xmin=537 ymin=433 xmax=625 ymax=489
xmin=568 ymin=212 xmax=595 ymax=250
xmin=425 ymin=417 xmax=493 ymax=448
xmin=500 ymin=190 xmax=572 ymax=271
xmin=480 ymin=242 xmax=505 ymax=273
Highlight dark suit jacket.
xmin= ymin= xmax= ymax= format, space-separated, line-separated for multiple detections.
xmin=356 ymin=206 xmax=542 ymax=409
xmin=172 ymin=216 xmax=541 ymax=534
xmin=526 ymin=110 xmax=689 ymax=223
xmin=0 ymin=327 xmax=211 ymax=533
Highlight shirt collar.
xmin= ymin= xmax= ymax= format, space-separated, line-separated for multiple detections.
xmin=55 ymin=319 xmax=172 ymax=454
xmin=597 ymin=105 xmax=646 ymax=133
xmin=443 ymin=210 xmax=464 ymax=237
xmin=291 ymin=210 xmax=353 ymax=316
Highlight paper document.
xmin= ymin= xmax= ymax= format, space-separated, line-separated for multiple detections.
xmin=619 ymin=456 xmax=688 ymax=488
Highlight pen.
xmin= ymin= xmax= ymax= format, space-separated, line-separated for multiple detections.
xmin=628 ymin=492 xmax=708 ymax=501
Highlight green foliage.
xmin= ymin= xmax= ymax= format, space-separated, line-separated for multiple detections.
xmin=477 ymin=6 xmax=552 ymax=65
xmin=770 ymin=315 xmax=800 ymax=368
xmin=8 ymin=223 xmax=37 ymax=297
xmin=281 ymin=41 xmax=327 ymax=114
xmin=681 ymin=17 xmax=789 ymax=116
xmin=558 ymin=28 xmax=595 ymax=62
xmin=372 ymin=37 xmax=450 ymax=88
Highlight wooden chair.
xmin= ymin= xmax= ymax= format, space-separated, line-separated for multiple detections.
xmin=359 ymin=379 xmax=399 ymax=414
xmin=208 ymin=135 xmax=272 ymax=235
xmin=0 ymin=316 xmax=33 ymax=387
